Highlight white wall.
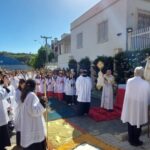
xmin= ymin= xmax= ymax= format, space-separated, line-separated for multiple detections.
xmin=71 ymin=0 xmax=127 ymax=62
xmin=58 ymin=53 xmax=72 ymax=68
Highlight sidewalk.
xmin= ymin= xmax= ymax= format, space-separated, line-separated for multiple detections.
xmin=69 ymin=116 xmax=150 ymax=150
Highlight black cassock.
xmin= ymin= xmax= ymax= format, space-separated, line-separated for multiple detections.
xmin=0 ymin=124 xmax=11 ymax=150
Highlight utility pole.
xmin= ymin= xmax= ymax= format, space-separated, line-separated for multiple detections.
xmin=41 ymin=35 xmax=52 ymax=65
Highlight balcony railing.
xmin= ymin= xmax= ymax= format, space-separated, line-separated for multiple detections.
xmin=129 ymin=26 xmax=150 ymax=50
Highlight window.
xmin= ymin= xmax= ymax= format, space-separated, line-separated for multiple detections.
xmin=97 ymin=20 xmax=108 ymax=43
xmin=76 ymin=32 xmax=83 ymax=49
xmin=138 ymin=12 xmax=150 ymax=29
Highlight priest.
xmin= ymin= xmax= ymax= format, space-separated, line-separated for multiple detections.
xmin=121 ymin=66 xmax=150 ymax=146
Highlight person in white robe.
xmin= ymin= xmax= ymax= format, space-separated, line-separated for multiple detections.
xmin=52 ymin=72 xmax=58 ymax=99
xmin=10 ymin=73 xmax=19 ymax=90
xmin=46 ymin=72 xmax=54 ymax=98
xmin=121 ymin=66 xmax=150 ymax=146
xmin=20 ymin=79 xmax=47 ymax=150
xmin=64 ymin=72 xmax=76 ymax=105
xmin=76 ymin=69 xmax=92 ymax=116
xmin=101 ymin=70 xmax=114 ymax=111
xmin=35 ymin=74 xmax=41 ymax=97
xmin=14 ymin=79 xmax=26 ymax=147
xmin=40 ymin=74 xmax=46 ymax=97
xmin=0 ymin=74 xmax=11 ymax=150
xmin=56 ymin=71 xmax=64 ymax=101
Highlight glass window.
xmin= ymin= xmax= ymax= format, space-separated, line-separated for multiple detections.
xmin=97 ymin=20 xmax=108 ymax=43
xmin=76 ymin=32 xmax=83 ymax=49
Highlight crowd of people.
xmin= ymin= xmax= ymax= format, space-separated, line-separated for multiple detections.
xmin=0 ymin=65 xmax=150 ymax=149
xmin=0 ymin=68 xmax=93 ymax=150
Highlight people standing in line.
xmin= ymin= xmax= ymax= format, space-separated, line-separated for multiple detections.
xmin=15 ymin=79 xmax=26 ymax=147
xmin=101 ymin=69 xmax=114 ymax=111
xmin=76 ymin=69 xmax=92 ymax=116
xmin=0 ymin=74 xmax=11 ymax=150
xmin=20 ymin=79 xmax=47 ymax=150
xmin=121 ymin=67 xmax=150 ymax=146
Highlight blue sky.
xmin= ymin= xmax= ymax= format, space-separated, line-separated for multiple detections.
xmin=0 ymin=0 xmax=100 ymax=53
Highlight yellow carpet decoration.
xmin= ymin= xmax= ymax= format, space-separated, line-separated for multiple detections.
xmin=47 ymin=119 xmax=120 ymax=150
xmin=57 ymin=133 xmax=120 ymax=150
xmin=47 ymin=119 xmax=83 ymax=149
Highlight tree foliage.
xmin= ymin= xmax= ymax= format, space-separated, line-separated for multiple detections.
xmin=93 ymin=56 xmax=114 ymax=74
xmin=33 ymin=46 xmax=47 ymax=69
xmin=79 ymin=57 xmax=91 ymax=70
xmin=114 ymin=48 xmax=150 ymax=83
xmin=68 ymin=59 xmax=78 ymax=72
xmin=48 ymin=52 xmax=55 ymax=62
xmin=0 ymin=51 xmax=35 ymax=67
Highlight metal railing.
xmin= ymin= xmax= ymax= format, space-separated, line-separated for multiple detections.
xmin=129 ymin=26 xmax=150 ymax=50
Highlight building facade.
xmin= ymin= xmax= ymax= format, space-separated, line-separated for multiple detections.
xmin=58 ymin=34 xmax=71 ymax=68
xmin=58 ymin=0 xmax=150 ymax=68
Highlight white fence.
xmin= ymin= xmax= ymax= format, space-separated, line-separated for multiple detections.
xmin=129 ymin=26 xmax=150 ymax=50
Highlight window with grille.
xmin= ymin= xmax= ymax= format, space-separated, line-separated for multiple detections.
xmin=76 ymin=32 xmax=83 ymax=49
xmin=97 ymin=20 xmax=108 ymax=43
xmin=138 ymin=12 xmax=150 ymax=29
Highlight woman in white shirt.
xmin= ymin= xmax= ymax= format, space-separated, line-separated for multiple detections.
xmin=20 ymin=79 xmax=47 ymax=150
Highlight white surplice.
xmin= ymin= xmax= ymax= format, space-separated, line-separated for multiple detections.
xmin=76 ymin=75 xmax=92 ymax=103
xmin=14 ymin=88 xmax=22 ymax=131
xmin=0 ymin=86 xmax=10 ymax=126
xmin=20 ymin=92 xmax=46 ymax=148
xmin=121 ymin=76 xmax=150 ymax=128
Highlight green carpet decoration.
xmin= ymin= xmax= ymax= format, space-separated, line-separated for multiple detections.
xmin=48 ymin=99 xmax=77 ymax=121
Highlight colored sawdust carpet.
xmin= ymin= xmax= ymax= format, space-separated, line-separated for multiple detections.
xmin=48 ymin=99 xmax=77 ymax=121
xmin=47 ymin=119 xmax=120 ymax=150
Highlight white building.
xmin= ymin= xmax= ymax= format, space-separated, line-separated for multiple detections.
xmin=58 ymin=0 xmax=150 ymax=68
xmin=57 ymin=33 xmax=72 ymax=68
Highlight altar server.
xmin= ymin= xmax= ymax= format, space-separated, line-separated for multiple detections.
xmin=15 ymin=79 xmax=26 ymax=147
xmin=20 ymin=79 xmax=47 ymax=150
xmin=46 ymin=72 xmax=54 ymax=98
xmin=121 ymin=66 xmax=150 ymax=146
xmin=56 ymin=71 xmax=64 ymax=101
xmin=64 ymin=72 xmax=76 ymax=105
xmin=76 ymin=69 xmax=92 ymax=116
xmin=0 ymin=74 xmax=11 ymax=150
xmin=35 ymin=74 xmax=41 ymax=97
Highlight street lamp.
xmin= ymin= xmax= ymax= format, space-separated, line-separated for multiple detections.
xmin=126 ymin=27 xmax=133 ymax=51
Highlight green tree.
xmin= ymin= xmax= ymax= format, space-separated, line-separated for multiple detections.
xmin=48 ymin=52 xmax=55 ymax=62
xmin=79 ymin=57 xmax=91 ymax=70
xmin=68 ymin=59 xmax=78 ymax=72
xmin=33 ymin=46 xmax=47 ymax=68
